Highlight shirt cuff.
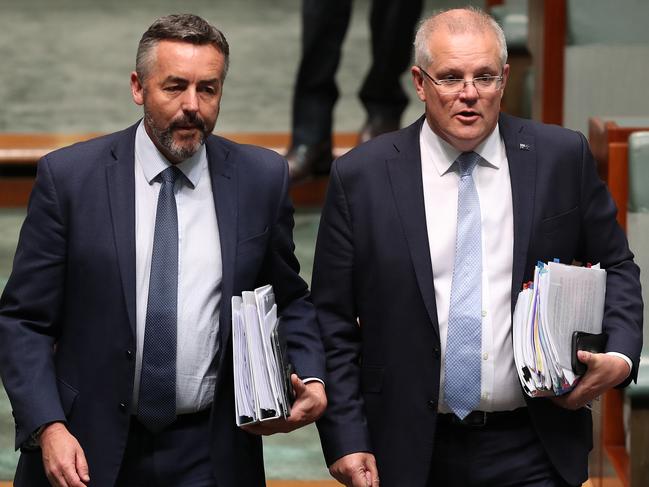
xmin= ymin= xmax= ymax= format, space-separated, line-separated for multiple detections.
xmin=302 ymin=377 xmax=325 ymax=387
xmin=606 ymin=352 xmax=633 ymax=378
xmin=22 ymin=424 xmax=47 ymax=450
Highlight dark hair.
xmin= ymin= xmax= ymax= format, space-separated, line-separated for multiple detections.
xmin=136 ymin=14 xmax=230 ymax=81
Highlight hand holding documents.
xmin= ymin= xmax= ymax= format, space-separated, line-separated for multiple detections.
xmin=232 ymin=285 xmax=294 ymax=426
xmin=512 ymin=261 xmax=608 ymax=397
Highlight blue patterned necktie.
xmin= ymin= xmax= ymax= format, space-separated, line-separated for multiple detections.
xmin=444 ymin=151 xmax=482 ymax=419
xmin=137 ymin=165 xmax=181 ymax=432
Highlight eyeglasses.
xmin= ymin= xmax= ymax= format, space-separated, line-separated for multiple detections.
xmin=418 ymin=66 xmax=504 ymax=95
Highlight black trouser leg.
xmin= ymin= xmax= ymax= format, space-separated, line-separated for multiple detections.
xmin=359 ymin=0 xmax=423 ymax=122
xmin=291 ymin=0 xmax=352 ymax=147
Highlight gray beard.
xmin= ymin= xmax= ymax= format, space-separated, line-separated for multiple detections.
xmin=144 ymin=110 xmax=205 ymax=162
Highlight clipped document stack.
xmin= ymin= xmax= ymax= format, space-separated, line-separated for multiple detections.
xmin=512 ymin=261 xmax=607 ymax=397
xmin=232 ymin=285 xmax=293 ymax=426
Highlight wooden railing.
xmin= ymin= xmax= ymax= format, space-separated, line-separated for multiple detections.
xmin=0 ymin=133 xmax=357 ymax=208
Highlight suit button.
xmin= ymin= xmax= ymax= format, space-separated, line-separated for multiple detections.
xmin=433 ymin=348 xmax=440 ymax=359
xmin=119 ymin=402 xmax=128 ymax=413
xmin=125 ymin=350 xmax=133 ymax=360
xmin=427 ymin=399 xmax=437 ymax=410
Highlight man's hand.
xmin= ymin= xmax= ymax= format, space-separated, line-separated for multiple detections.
xmin=329 ymin=452 xmax=379 ymax=487
xmin=241 ymin=374 xmax=327 ymax=435
xmin=40 ymin=422 xmax=90 ymax=487
xmin=552 ymin=351 xmax=631 ymax=410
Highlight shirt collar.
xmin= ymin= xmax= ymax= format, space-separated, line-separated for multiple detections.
xmin=420 ymin=118 xmax=503 ymax=176
xmin=134 ymin=120 xmax=206 ymax=188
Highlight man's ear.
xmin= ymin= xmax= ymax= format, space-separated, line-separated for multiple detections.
xmin=130 ymin=71 xmax=144 ymax=106
xmin=411 ymin=66 xmax=427 ymax=102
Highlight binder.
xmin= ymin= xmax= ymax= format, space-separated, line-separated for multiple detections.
xmin=512 ymin=261 xmax=608 ymax=397
xmin=232 ymin=285 xmax=294 ymax=426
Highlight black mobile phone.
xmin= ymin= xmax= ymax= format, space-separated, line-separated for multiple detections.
xmin=571 ymin=331 xmax=608 ymax=375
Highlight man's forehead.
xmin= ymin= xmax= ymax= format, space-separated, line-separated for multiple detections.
xmin=427 ymin=30 xmax=500 ymax=66
xmin=149 ymin=40 xmax=225 ymax=77
xmin=153 ymin=40 xmax=223 ymax=62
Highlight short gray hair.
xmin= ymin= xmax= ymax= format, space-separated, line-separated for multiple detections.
xmin=136 ymin=14 xmax=230 ymax=82
xmin=414 ymin=7 xmax=507 ymax=70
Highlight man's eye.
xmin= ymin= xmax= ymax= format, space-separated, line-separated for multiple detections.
xmin=475 ymin=76 xmax=498 ymax=87
xmin=164 ymin=86 xmax=182 ymax=92
xmin=439 ymin=78 xmax=462 ymax=86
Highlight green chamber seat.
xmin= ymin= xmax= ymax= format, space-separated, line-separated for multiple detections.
xmin=563 ymin=1 xmax=649 ymax=134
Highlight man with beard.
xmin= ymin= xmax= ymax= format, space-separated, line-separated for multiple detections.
xmin=0 ymin=14 xmax=326 ymax=487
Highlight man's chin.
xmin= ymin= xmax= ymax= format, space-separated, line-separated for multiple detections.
xmin=173 ymin=132 xmax=204 ymax=148
xmin=173 ymin=145 xmax=198 ymax=158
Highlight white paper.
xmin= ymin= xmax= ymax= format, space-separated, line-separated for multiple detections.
xmin=231 ymin=285 xmax=292 ymax=425
xmin=512 ymin=261 xmax=606 ymax=397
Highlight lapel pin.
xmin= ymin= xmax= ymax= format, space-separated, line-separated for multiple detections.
xmin=519 ymin=143 xmax=531 ymax=151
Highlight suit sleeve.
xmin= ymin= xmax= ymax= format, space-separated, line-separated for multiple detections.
xmin=312 ymin=161 xmax=373 ymax=466
xmin=0 ymin=156 xmax=68 ymax=448
xmin=257 ymin=158 xmax=326 ymax=381
xmin=577 ymin=132 xmax=643 ymax=384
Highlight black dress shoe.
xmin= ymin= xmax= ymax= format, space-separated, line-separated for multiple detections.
xmin=357 ymin=116 xmax=400 ymax=144
xmin=285 ymin=142 xmax=333 ymax=182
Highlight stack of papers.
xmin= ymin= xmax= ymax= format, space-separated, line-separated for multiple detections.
xmin=512 ymin=261 xmax=606 ymax=397
xmin=232 ymin=285 xmax=293 ymax=425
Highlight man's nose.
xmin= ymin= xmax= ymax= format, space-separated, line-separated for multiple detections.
xmin=458 ymin=81 xmax=479 ymax=101
xmin=182 ymin=88 xmax=199 ymax=112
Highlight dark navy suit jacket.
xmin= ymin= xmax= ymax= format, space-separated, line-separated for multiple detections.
xmin=312 ymin=113 xmax=643 ymax=486
xmin=0 ymin=122 xmax=326 ymax=487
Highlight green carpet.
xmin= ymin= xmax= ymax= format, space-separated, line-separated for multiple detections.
xmin=0 ymin=0 xmax=472 ymax=135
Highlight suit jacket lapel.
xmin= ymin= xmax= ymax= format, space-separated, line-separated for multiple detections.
xmin=106 ymin=123 xmax=139 ymax=337
xmin=386 ymin=117 xmax=440 ymax=339
xmin=499 ymin=113 xmax=537 ymax=313
xmin=205 ymin=136 xmax=236 ymax=369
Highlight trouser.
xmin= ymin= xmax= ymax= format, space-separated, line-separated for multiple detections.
xmin=428 ymin=408 xmax=579 ymax=487
xmin=116 ymin=409 xmax=217 ymax=487
xmin=291 ymin=0 xmax=423 ymax=146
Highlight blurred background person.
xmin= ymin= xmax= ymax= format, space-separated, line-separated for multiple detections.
xmin=286 ymin=0 xmax=424 ymax=181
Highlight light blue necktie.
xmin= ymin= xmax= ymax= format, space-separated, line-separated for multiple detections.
xmin=444 ymin=151 xmax=482 ymax=419
xmin=137 ymin=165 xmax=181 ymax=432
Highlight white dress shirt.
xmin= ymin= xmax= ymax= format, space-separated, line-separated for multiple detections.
xmin=131 ymin=121 xmax=223 ymax=414
xmin=420 ymin=120 xmax=526 ymax=412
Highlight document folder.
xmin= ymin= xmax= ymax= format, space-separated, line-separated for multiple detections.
xmin=232 ymin=285 xmax=293 ymax=426
xmin=512 ymin=261 xmax=607 ymax=397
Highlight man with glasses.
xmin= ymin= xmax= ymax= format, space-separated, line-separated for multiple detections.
xmin=312 ymin=7 xmax=642 ymax=487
